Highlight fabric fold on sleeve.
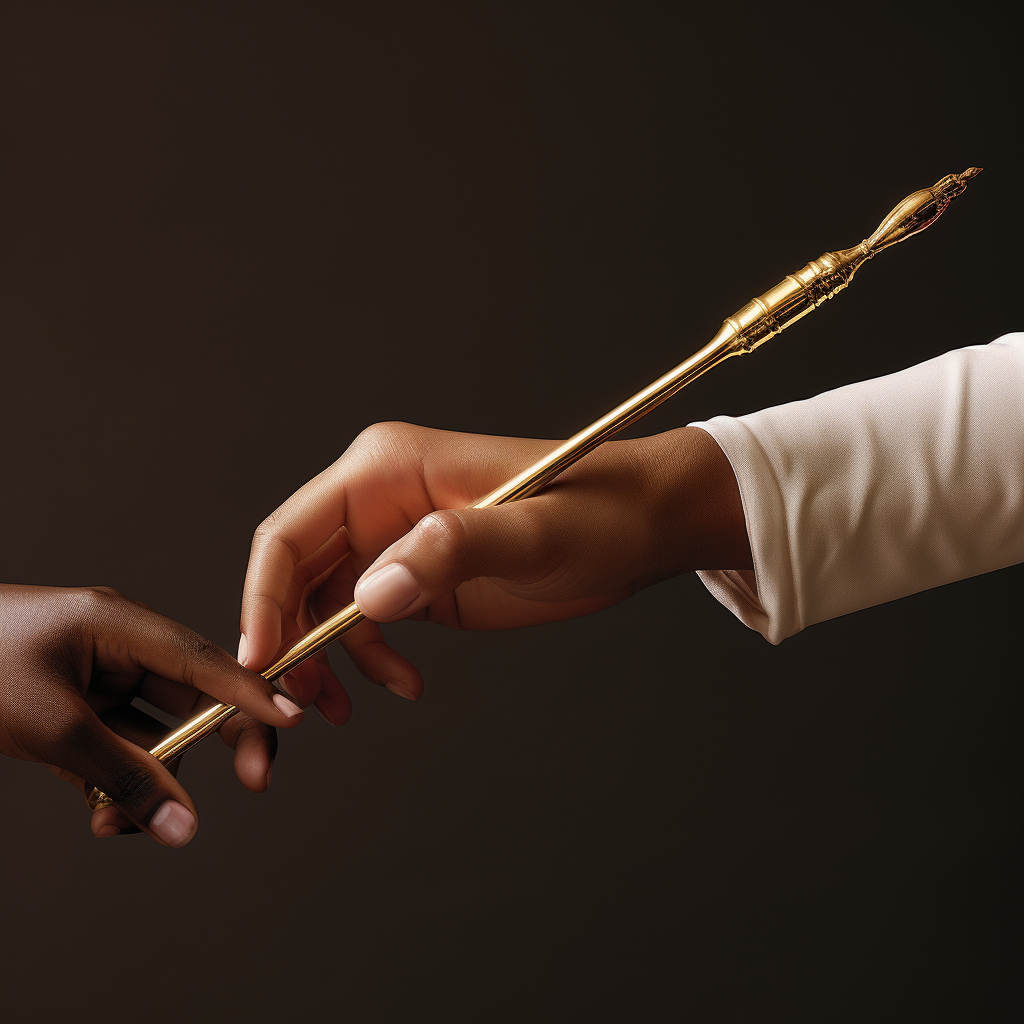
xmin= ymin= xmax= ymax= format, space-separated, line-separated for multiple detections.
xmin=689 ymin=333 xmax=1024 ymax=645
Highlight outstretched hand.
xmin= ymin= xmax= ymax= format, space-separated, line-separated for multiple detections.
xmin=0 ymin=584 xmax=304 ymax=846
xmin=240 ymin=423 xmax=750 ymax=720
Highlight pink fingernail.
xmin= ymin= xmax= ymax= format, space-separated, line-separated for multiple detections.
xmin=150 ymin=800 xmax=197 ymax=846
xmin=237 ymin=633 xmax=248 ymax=667
xmin=356 ymin=563 xmax=420 ymax=619
xmin=96 ymin=824 xmax=121 ymax=838
xmin=273 ymin=693 xmax=304 ymax=718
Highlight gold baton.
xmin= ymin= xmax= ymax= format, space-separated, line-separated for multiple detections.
xmin=86 ymin=168 xmax=981 ymax=813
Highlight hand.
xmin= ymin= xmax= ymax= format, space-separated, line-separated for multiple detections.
xmin=0 ymin=584 xmax=305 ymax=846
xmin=241 ymin=423 xmax=750 ymax=718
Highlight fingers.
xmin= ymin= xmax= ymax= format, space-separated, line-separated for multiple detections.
xmin=91 ymin=803 xmax=138 ymax=837
xmin=279 ymin=654 xmax=355 ymax=723
xmin=87 ymin=708 xmax=277 ymax=835
xmin=242 ymin=502 xmax=352 ymax=674
xmin=269 ymin=577 xmax=354 ymax=723
xmin=218 ymin=712 xmax=277 ymax=792
xmin=138 ymin=677 xmax=279 ymax=793
xmin=138 ymin=672 xmax=203 ymax=719
xmin=85 ymin=588 xmax=304 ymax=728
xmin=239 ymin=421 xmax=441 ymax=675
xmin=354 ymin=501 xmax=561 ymax=622
xmin=312 ymin=562 xmax=417 ymax=707
xmin=38 ymin=695 xmax=201 ymax=847
xmin=88 ymin=705 xmax=179 ymax=837
xmin=311 ymin=657 xmax=355 ymax=722
xmin=46 ymin=762 xmax=137 ymax=835
xmin=338 ymin=618 xmax=423 ymax=701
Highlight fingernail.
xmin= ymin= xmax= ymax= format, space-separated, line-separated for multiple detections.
xmin=96 ymin=824 xmax=121 ymax=838
xmin=150 ymin=800 xmax=197 ymax=847
xmin=313 ymin=699 xmax=349 ymax=727
xmin=266 ymin=763 xmax=274 ymax=789
xmin=273 ymin=692 xmax=304 ymax=718
xmin=385 ymin=680 xmax=419 ymax=701
xmin=356 ymin=563 xmax=420 ymax=619
xmin=237 ymin=633 xmax=248 ymax=667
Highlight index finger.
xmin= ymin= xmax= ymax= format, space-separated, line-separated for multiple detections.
xmin=242 ymin=519 xmax=351 ymax=673
xmin=240 ymin=455 xmax=360 ymax=672
xmin=239 ymin=422 xmax=440 ymax=672
xmin=87 ymin=588 xmax=304 ymax=728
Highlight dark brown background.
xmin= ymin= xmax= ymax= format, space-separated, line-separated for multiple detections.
xmin=1 ymin=3 xmax=1020 ymax=1022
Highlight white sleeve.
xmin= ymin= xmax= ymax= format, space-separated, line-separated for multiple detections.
xmin=689 ymin=333 xmax=1024 ymax=645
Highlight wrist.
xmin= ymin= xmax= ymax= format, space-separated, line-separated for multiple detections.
xmin=629 ymin=427 xmax=752 ymax=583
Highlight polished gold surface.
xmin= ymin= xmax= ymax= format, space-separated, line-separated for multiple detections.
xmin=85 ymin=169 xmax=980 ymax=813
xmin=85 ymin=702 xmax=239 ymax=810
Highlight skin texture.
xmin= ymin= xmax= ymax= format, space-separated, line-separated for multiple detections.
xmin=241 ymin=424 xmax=751 ymax=717
xmin=0 ymin=585 xmax=304 ymax=845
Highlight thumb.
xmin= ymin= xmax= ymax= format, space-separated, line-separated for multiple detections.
xmin=45 ymin=702 xmax=199 ymax=847
xmin=354 ymin=503 xmax=560 ymax=622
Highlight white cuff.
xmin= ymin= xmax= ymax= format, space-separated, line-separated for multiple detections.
xmin=690 ymin=333 xmax=1024 ymax=644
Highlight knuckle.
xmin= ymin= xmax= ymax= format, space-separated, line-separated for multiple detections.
xmin=106 ymin=761 xmax=160 ymax=813
xmin=175 ymin=630 xmax=222 ymax=686
xmin=356 ymin=420 xmax=406 ymax=446
xmin=76 ymin=585 xmax=123 ymax=613
xmin=354 ymin=420 xmax=425 ymax=461
xmin=251 ymin=509 xmax=303 ymax=569
xmin=253 ymin=507 xmax=284 ymax=544
xmin=236 ymin=714 xmax=263 ymax=739
xmin=239 ymin=714 xmax=278 ymax=761
xmin=348 ymin=421 xmax=433 ymax=483
xmin=67 ymin=586 xmax=127 ymax=629
xmin=238 ymin=714 xmax=273 ymax=747
xmin=418 ymin=510 xmax=469 ymax=567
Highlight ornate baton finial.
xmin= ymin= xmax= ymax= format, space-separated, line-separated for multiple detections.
xmin=718 ymin=169 xmax=982 ymax=353
xmin=865 ymin=167 xmax=983 ymax=253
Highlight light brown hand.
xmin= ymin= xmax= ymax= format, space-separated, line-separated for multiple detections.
xmin=240 ymin=423 xmax=750 ymax=718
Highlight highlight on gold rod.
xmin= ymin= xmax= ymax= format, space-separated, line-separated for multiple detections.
xmin=84 ymin=168 xmax=981 ymax=813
